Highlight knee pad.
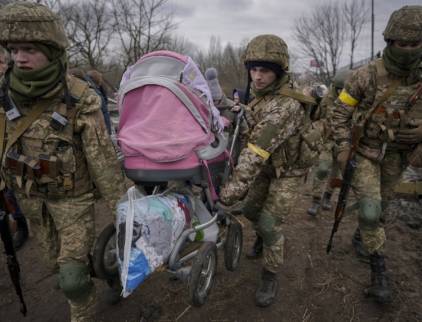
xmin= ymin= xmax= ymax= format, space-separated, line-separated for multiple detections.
xmin=315 ymin=160 xmax=331 ymax=180
xmin=256 ymin=212 xmax=281 ymax=246
xmin=358 ymin=198 xmax=382 ymax=230
xmin=59 ymin=262 xmax=93 ymax=302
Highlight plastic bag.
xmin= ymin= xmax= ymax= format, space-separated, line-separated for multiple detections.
xmin=116 ymin=186 xmax=192 ymax=297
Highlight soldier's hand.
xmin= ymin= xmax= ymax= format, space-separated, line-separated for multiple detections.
xmin=336 ymin=149 xmax=350 ymax=172
xmin=396 ymin=125 xmax=422 ymax=144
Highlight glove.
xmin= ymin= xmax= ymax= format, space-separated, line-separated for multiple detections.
xmin=336 ymin=149 xmax=350 ymax=172
xmin=396 ymin=125 xmax=422 ymax=144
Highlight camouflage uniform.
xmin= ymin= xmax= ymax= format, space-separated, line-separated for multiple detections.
xmin=0 ymin=3 xmax=125 ymax=321
xmin=220 ymin=34 xmax=312 ymax=307
xmin=331 ymin=5 xmax=422 ymax=303
xmin=309 ymin=86 xmax=340 ymax=209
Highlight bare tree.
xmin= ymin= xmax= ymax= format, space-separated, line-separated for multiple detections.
xmin=111 ymin=0 xmax=176 ymax=67
xmin=194 ymin=37 xmax=247 ymax=95
xmin=343 ymin=0 xmax=368 ymax=69
xmin=294 ymin=2 xmax=345 ymax=84
xmin=164 ymin=35 xmax=197 ymax=57
xmin=60 ymin=0 xmax=114 ymax=69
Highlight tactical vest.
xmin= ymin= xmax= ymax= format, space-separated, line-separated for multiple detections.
xmin=0 ymin=76 xmax=94 ymax=198
xmin=355 ymin=59 xmax=422 ymax=160
xmin=246 ymin=85 xmax=321 ymax=177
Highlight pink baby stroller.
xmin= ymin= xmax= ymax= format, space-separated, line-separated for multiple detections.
xmin=92 ymin=51 xmax=243 ymax=306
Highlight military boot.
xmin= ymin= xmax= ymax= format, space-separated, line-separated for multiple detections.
xmin=255 ymin=268 xmax=278 ymax=307
xmin=365 ymin=253 xmax=392 ymax=304
xmin=246 ymin=234 xmax=263 ymax=259
xmin=13 ymin=216 xmax=29 ymax=250
xmin=352 ymin=228 xmax=369 ymax=260
xmin=321 ymin=192 xmax=333 ymax=211
xmin=307 ymin=197 xmax=321 ymax=216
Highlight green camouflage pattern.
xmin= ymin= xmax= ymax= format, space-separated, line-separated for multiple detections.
xmin=331 ymin=58 xmax=422 ymax=154
xmin=383 ymin=5 xmax=422 ymax=42
xmin=0 ymin=2 xmax=69 ymax=49
xmin=347 ymin=153 xmax=406 ymax=253
xmin=220 ymin=77 xmax=306 ymax=273
xmin=220 ymin=86 xmax=305 ymax=205
xmin=311 ymin=147 xmax=340 ymax=198
xmin=260 ymin=176 xmax=302 ymax=272
xmin=1 ymin=75 xmax=126 ymax=211
xmin=0 ymin=75 xmax=125 ymax=322
xmin=16 ymin=192 xmax=96 ymax=321
xmin=244 ymin=34 xmax=289 ymax=70
xmin=311 ymin=85 xmax=340 ymax=198
xmin=329 ymin=56 xmax=420 ymax=254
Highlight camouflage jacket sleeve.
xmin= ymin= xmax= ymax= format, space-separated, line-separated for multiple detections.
xmin=74 ymin=88 xmax=126 ymax=211
xmin=220 ymin=96 xmax=304 ymax=205
xmin=331 ymin=65 xmax=370 ymax=151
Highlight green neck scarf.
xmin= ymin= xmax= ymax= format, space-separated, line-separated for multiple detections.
xmin=383 ymin=45 xmax=422 ymax=78
xmin=9 ymin=47 xmax=67 ymax=105
xmin=251 ymin=73 xmax=290 ymax=98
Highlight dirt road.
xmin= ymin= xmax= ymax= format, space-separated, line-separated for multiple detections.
xmin=1 ymin=190 xmax=421 ymax=322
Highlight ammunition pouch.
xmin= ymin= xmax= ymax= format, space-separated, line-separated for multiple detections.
xmin=4 ymin=151 xmax=77 ymax=198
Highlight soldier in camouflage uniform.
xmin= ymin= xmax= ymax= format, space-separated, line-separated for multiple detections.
xmin=331 ymin=5 xmax=422 ymax=304
xmin=220 ymin=34 xmax=315 ymax=307
xmin=307 ymin=72 xmax=350 ymax=216
xmin=0 ymin=3 xmax=126 ymax=321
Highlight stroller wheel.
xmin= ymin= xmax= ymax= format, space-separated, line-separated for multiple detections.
xmin=189 ymin=242 xmax=217 ymax=306
xmin=93 ymin=223 xmax=119 ymax=280
xmin=224 ymin=221 xmax=243 ymax=271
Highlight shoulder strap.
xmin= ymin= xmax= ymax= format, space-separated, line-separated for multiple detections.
xmin=279 ymin=87 xmax=317 ymax=106
xmin=1 ymin=103 xmax=47 ymax=163
xmin=67 ymin=75 xmax=89 ymax=99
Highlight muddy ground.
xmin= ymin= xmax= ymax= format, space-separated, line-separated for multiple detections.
xmin=1 ymin=183 xmax=422 ymax=322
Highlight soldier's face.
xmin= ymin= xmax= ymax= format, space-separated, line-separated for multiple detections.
xmin=8 ymin=43 xmax=50 ymax=71
xmin=250 ymin=66 xmax=277 ymax=90
xmin=0 ymin=54 xmax=8 ymax=75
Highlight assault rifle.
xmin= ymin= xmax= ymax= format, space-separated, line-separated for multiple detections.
xmin=0 ymin=190 xmax=27 ymax=316
xmin=223 ymin=90 xmax=244 ymax=182
xmin=326 ymin=124 xmax=363 ymax=254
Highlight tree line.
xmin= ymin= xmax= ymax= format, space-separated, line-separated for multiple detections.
xmin=0 ymin=0 xmax=369 ymax=90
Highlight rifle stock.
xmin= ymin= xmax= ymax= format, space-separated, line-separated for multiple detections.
xmin=326 ymin=124 xmax=362 ymax=254
xmin=0 ymin=191 xmax=27 ymax=316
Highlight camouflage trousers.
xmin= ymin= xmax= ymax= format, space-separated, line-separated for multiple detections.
xmin=242 ymin=172 xmax=302 ymax=273
xmin=352 ymin=152 xmax=406 ymax=254
xmin=16 ymin=192 xmax=96 ymax=322
xmin=311 ymin=141 xmax=340 ymax=199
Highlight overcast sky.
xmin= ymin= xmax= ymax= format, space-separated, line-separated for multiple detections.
xmin=169 ymin=0 xmax=421 ymax=71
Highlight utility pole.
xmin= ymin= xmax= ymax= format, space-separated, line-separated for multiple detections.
xmin=371 ymin=0 xmax=374 ymax=59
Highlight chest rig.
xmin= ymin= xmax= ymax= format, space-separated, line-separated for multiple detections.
xmin=246 ymin=86 xmax=320 ymax=176
xmin=0 ymin=76 xmax=92 ymax=198
xmin=358 ymin=59 xmax=422 ymax=159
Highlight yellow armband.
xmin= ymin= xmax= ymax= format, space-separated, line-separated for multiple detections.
xmin=338 ymin=89 xmax=359 ymax=107
xmin=247 ymin=143 xmax=271 ymax=161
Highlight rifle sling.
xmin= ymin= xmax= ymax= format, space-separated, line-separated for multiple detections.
xmin=0 ymin=102 xmax=48 ymax=164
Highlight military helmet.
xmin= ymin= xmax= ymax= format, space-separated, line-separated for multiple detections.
xmin=244 ymin=34 xmax=289 ymax=70
xmin=383 ymin=5 xmax=422 ymax=42
xmin=333 ymin=69 xmax=352 ymax=90
xmin=0 ymin=2 xmax=69 ymax=49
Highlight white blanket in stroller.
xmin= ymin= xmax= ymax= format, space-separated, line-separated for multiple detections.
xmin=116 ymin=186 xmax=191 ymax=296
